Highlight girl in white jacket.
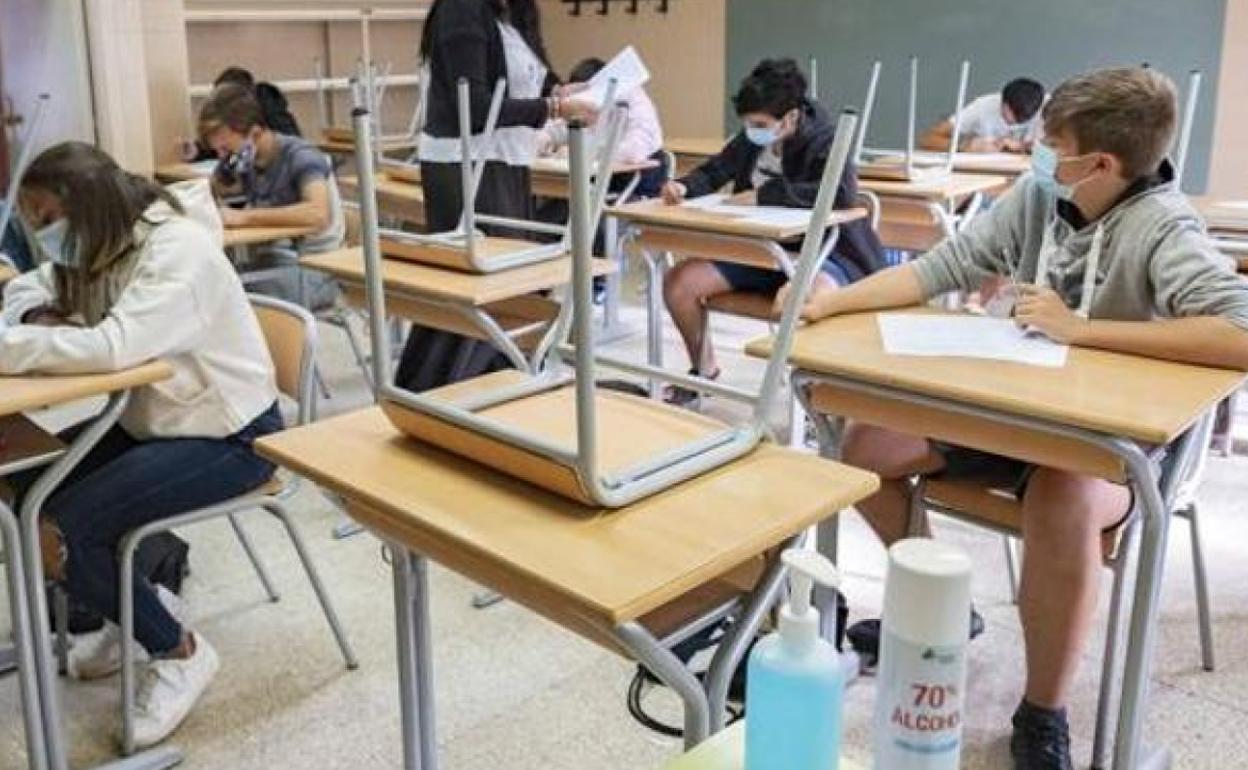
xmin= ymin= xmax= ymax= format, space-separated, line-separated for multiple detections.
xmin=2 ymin=142 xmax=282 ymax=748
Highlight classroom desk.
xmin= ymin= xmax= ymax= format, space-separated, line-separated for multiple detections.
xmin=2 ymin=362 xmax=179 ymax=770
xmin=222 ymin=224 xmax=318 ymax=249
xmin=657 ymin=721 xmax=865 ymax=770
xmin=664 ymin=137 xmax=725 ymax=177
xmin=302 ymin=246 xmax=613 ymax=372
xmin=255 ymin=406 xmax=878 ymax=768
xmin=610 ymin=198 xmax=867 ymax=391
xmin=859 ymin=173 xmax=1011 ymax=252
xmin=339 ymin=172 xmax=427 ymax=227
xmin=317 ymin=135 xmax=419 ymax=158
xmin=746 ymin=308 xmax=1245 ymax=770
xmin=1191 ymin=196 xmax=1248 ymax=271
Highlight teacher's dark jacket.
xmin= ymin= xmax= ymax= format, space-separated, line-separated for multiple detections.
xmin=679 ymin=98 xmax=886 ymax=278
xmin=421 ymin=0 xmax=559 ymax=138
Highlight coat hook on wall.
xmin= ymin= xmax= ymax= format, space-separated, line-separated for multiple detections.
xmin=562 ymin=0 xmax=670 ymax=16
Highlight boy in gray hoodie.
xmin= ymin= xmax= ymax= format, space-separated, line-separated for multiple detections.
xmin=785 ymin=67 xmax=1248 ymax=770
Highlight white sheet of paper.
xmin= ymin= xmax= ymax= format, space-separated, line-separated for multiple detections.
xmin=680 ymin=194 xmax=730 ymax=210
xmin=189 ymin=160 xmax=217 ymax=177
xmin=877 ymin=313 xmax=1069 ymax=368
xmin=679 ymin=196 xmax=810 ymax=227
xmin=583 ymin=46 xmax=650 ymax=108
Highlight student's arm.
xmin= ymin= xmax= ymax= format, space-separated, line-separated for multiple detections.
xmin=777 ymin=262 xmax=926 ymax=320
xmin=1 ymin=264 xmax=57 ymax=327
xmin=223 ymin=178 xmax=331 ymax=229
xmin=0 ymin=222 xmax=218 ymax=375
xmin=1014 ymin=291 xmax=1248 ymax=370
xmin=918 ymin=118 xmax=956 ymax=152
xmin=677 ymin=135 xmax=750 ymax=199
xmin=1019 ymin=222 xmax=1248 ymax=369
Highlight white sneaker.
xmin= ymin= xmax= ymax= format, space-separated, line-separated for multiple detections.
xmin=67 ymin=585 xmax=186 ymax=681
xmin=130 ymin=633 xmax=220 ymax=749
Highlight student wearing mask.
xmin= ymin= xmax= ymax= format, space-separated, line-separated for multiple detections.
xmin=792 ymin=67 xmax=1248 ymax=770
xmin=198 ymin=83 xmax=343 ymax=307
xmin=2 ymin=142 xmax=282 ymax=748
xmin=184 ymin=67 xmax=302 ymax=162
xmin=538 ymin=56 xmax=666 ymax=192
xmin=400 ymin=0 xmax=597 ymax=391
xmin=659 ymin=58 xmax=885 ymax=405
xmin=920 ymin=76 xmax=1046 ymax=153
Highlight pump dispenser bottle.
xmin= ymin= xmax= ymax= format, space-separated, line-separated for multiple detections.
xmin=745 ymin=549 xmax=845 ymax=770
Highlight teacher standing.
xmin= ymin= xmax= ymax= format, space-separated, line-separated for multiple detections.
xmin=397 ymin=0 xmax=597 ymax=391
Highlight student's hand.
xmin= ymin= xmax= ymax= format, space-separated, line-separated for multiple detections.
xmin=219 ymin=206 xmax=249 ymax=228
xmin=1000 ymin=138 xmax=1026 ymax=154
xmin=661 ymin=181 xmax=688 ymax=205
xmin=1013 ymin=285 xmax=1088 ymax=343
xmin=559 ymin=97 xmax=599 ymax=126
xmin=22 ymin=307 xmax=71 ymax=327
xmin=554 ymin=83 xmax=589 ymax=99
xmin=965 ymin=137 xmax=1003 ymax=153
xmin=774 ymin=279 xmax=834 ymax=322
xmin=727 ymin=190 xmax=758 ymax=206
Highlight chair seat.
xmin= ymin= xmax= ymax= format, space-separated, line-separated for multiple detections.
xmin=922 ymin=476 xmax=1126 ymax=563
xmin=704 ymin=291 xmax=776 ymax=321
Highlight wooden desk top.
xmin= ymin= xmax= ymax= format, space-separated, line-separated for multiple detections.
xmin=339 ymin=173 xmax=426 ymax=204
xmin=317 ymin=137 xmax=418 ymax=156
xmin=302 ymin=246 xmax=613 ymax=306
xmin=1191 ymin=196 xmax=1248 ymax=234
xmin=859 ymin=173 xmax=1011 ymax=202
xmin=665 ymin=137 xmax=726 ymax=158
xmin=153 ymin=162 xmax=215 ymax=184
xmin=223 ymin=225 xmax=319 ymax=248
xmin=0 ymin=362 xmax=173 ymax=418
xmin=746 ymin=309 xmax=1244 ymax=446
xmin=658 ymin=722 xmax=865 ymax=770
xmin=529 ymin=156 xmax=659 ymax=177
xmin=611 ymin=199 xmax=867 ymax=241
xmin=255 ymin=407 xmax=878 ymax=627
xmin=950 ymin=151 xmax=1032 ymax=177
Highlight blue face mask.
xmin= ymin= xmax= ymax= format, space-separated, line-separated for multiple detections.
xmin=1031 ymin=143 xmax=1094 ymax=201
xmin=745 ymin=124 xmax=780 ymax=148
xmin=35 ymin=218 xmax=82 ymax=268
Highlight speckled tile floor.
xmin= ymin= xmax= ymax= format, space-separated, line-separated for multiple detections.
xmin=3 ymin=274 xmax=1246 ymax=770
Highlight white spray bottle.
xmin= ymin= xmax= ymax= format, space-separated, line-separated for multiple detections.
xmin=872 ymin=538 xmax=973 ymax=769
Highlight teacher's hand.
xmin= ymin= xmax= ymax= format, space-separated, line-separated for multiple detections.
xmin=559 ymin=97 xmax=600 ymax=126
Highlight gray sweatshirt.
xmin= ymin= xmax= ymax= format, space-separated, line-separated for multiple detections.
xmin=913 ymin=163 xmax=1248 ymax=331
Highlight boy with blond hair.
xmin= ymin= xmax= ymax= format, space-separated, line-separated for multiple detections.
xmin=785 ymin=67 xmax=1248 ymax=769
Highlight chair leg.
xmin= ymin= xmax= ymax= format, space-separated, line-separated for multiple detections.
xmin=228 ymin=513 xmax=280 ymax=603
xmin=1003 ymin=536 xmax=1021 ymax=605
xmin=118 ymin=530 xmax=142 ymax=755
xmin=339 ymin=311 xmax=375 ymax=391
xmin=1184 ymin=503 xmax=1216 ymax=672
xmin=313 ymin=364 xmax=333 ymax=403
xmin=266 ymin=501 xmax=358 ymax=669
xmin=1092 ymin=523 xmax=1137 ymax=770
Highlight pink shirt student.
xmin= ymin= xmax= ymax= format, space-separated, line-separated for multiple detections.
xmin=538 ymin=57 xmax=664 ymax=165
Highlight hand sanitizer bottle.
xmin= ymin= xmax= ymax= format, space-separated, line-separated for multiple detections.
xmin=872 ymin=538 xmax=973 ymax=769
xmin=745 ymin=549 xmax=844 ymax=770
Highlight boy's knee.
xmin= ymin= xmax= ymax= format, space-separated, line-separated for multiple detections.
xmin=842 ymin=423 xmax=936 ymax=479
xmin=1024 ymin=468 xmax=1128 ymax=536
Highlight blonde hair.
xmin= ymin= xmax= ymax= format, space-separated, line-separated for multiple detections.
xmin=1043 ymin=67 xmax=1177 ymax=178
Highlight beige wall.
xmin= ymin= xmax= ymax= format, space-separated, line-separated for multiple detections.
xmin=1209 ymin=0 xmax=1248 ymax=197
xmin=539 ymin=0 xmax=726 ymax=139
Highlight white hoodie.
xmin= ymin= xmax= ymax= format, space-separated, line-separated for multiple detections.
xmin=0 ymin=183 xmax=278 ymax=440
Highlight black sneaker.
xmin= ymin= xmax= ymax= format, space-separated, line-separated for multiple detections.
xmin=847 ymin=608 xmax=986 ymax=669
xmin=1010 ymin=700 xmax=1073 ymax=770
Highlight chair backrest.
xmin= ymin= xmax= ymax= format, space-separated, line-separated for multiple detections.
xmin=249 ymin=294 xmax=319 ymax=424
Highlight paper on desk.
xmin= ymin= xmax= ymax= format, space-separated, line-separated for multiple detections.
xmin=877 ymin=313 xmax=1069 ymax=368
xmin=679 ymin=195 xmax=811 ymax=227
xmin=583 ymin=46 xmax=650 ymax=107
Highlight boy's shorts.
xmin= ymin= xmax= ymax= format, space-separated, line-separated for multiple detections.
xmin=713 ymin=253 xmax=865 ymax=295
xmin=928 ymin=442 xmax=1135 ymax=532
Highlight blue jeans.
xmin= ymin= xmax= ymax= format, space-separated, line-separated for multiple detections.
xmin=18 ymin=403 xmax=282 ymax=654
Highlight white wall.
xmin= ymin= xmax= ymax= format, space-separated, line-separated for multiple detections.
xmin=1 ymin=0 xmax=96 ymax=159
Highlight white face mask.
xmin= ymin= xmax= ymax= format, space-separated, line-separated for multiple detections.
xmin=35 ymin=218 xmax=82 ymax=268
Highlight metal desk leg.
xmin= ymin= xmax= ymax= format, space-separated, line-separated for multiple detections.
xmin=614 ymin=622 xmax=711 ymax=750
xmin=643 ymin=249 xmax=665 ymax=398
xmin=704 ymin=536 xmax=799 ymax=732
xmin=1112 ymin=442 xmax=1174 ymax=770
xmin=2 ymin=500 xmax=49 ymax=770
xmin=392 ymin=544 xmax=438 ymax=770
xmin=602 ymin=213 xmax=623 ymax=335
xmin=19 ymin=391 xmax=184 ymax=770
